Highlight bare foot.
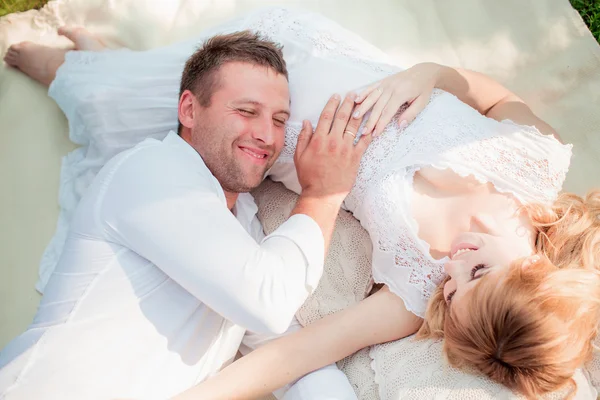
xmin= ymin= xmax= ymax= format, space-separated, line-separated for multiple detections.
xmin=58 ymin=26 xmax=106 ymax=51
xmin=3 ymin=42 xmax=68 ymax=86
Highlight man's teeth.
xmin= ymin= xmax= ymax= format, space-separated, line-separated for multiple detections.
xmin=453 ymin=248 xmax=475 ymax=258
xmin=242 ymin=148 xmax=266 ymax=158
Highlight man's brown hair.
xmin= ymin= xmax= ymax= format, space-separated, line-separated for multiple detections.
xmin=178 ymin=30 xmax=288 ymax=134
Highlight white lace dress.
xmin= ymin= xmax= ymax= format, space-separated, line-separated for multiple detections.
xmin=245 ymin=8 xmax=572 ymax=317
xmin=43 ymin=7 xmax=584 ymax=399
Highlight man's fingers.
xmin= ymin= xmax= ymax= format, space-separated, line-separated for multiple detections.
xmin=355 ymin=128 xmax=374 ymax=154
xmin=343 ymin=104 xmax=364 ymax=145
xmin=314 ymin=94 xmax=341 ymax=137
xmin=330 ymin=93 xmax=357 ymax=140
xmin=294 ymin=120 xmax=312 ymax=161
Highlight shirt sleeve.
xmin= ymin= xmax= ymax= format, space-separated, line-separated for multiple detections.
xmin=98 ymin=144 xmax=325 ymax=334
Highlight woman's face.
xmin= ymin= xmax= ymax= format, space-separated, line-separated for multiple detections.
xmin=442 ymin=212 xmax=536 ymax=321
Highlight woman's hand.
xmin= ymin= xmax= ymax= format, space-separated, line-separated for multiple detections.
xmin=352 ymin=62 xmax=443 ymax=137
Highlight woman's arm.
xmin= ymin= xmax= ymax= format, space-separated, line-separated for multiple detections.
xmin=353 ymin=63 xmax=562 ymax=142
xmin=171 ymin=286 xmax=422 ymax=400
xmin=434 ymin=65 xmax=561 ymax=141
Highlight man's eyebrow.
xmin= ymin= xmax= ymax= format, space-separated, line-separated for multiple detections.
xmin=234 ymin=99 xmax=290 ymax=116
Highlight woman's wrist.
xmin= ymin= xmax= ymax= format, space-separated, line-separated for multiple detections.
xmin=429 ymin=63 xmax=462 ymax=93
xmin=427 ymin=62 xmax=446 ymax=87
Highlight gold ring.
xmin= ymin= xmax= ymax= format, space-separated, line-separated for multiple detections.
xmin=344 ymin=130 xmax=356 ymax=138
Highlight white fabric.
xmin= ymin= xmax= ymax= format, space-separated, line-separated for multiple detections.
xmin=369 ymin=336 xmax=597 ymax=400
xmin=3 ymin=5 xmax=596 ymax=400
xmin=0 ymin=131 xmax=327 ymax=399
xmin=37 ymin=7 xmax=571 ymax=317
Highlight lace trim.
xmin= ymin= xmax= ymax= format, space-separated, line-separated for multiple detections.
xmin=247 ymin=8 xmax=398 ymax=76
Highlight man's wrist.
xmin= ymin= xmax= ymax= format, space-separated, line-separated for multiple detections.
xmin=297 ymin=191 xmax=345 ymax=209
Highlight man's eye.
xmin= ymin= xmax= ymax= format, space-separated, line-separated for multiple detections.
xmin=239 ymin=109 xmax=255 ymax=115
xmin=274 ymin=119 xmax=286 ymax=126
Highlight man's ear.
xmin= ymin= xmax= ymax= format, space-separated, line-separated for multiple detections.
xmin=521 ymin=255 xmax=541 ymax=270
xmin=178 ymin=90 xmax=196 ymax=130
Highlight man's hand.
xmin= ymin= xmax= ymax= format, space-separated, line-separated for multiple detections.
xmin=294 ymin=92 xmax=371 ymax=204
xmin=290 ymin=93 xmax=372 ymax=260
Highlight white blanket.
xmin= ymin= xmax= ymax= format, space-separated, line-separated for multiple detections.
xmin=2 ymin=0 xmax=600 ymax=399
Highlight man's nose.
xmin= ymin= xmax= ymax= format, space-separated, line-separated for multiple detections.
xmin=251 ymin=115 xmax=276 ymax=145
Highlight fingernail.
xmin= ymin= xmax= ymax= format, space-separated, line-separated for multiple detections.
xmin=333 ymin=94 xmax=340 ymax=100
xmin=399 ymin=120 xmax=408 ymax=130
xmin=353 ymin=111 xmax=360 ymax=119
xmin=354 ymin=96 xmax=361 ymax=103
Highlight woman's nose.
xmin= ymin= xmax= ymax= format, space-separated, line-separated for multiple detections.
xmin=443 ymin=260 xmax=458 ymax=276
xmin=472 ymin=213 xmax=501 ymax=235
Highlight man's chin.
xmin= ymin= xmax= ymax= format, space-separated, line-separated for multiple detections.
xmin=223 ymin=176 xmax=264 ymax=194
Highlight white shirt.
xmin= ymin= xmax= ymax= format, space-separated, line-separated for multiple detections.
xmin=0 ymin=132 xmax=325 ymax=400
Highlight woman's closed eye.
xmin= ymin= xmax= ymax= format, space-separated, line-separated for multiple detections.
xmin=446 ymin=289 xmax=456 ymax=304
xmin=470 ymin=263 xmax=487 ymax=280
xmin=446 ymin=264 xmax=488 ymax=304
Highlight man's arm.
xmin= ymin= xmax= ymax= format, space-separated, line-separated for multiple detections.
xmin=101 ymin=147 xmax=324 ymax=335
xmin=101 ymin=93 xmax=370 ymax=335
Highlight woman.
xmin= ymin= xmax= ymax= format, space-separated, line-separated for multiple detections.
xmin=6 ymin=7 xmax=599 ymax=399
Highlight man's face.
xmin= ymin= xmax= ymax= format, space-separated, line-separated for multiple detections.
xmin=184 ymin=62 xmax=290 ymax=193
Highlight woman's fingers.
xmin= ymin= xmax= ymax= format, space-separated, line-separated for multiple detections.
xmin=355 ymin=81 xmax=380 ymax=104
xmin=373 ymin=94 xmax=410 ymax=137
xmin=398 ymin=91 xmax=431 ymax=126
xmin=363 ymin=89 xmax=392 ymax=136
xmin=352 ymin=88 xmax=384 ymax=120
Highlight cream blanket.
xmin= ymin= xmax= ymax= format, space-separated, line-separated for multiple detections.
xmin=1 ymin=0 xmax=600 ymax=399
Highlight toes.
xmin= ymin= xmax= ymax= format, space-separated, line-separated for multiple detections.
xmin=4 ymin=51 xmax=17 ymax=67
xmin=58 ymin=26 xmax=84 ymax=42
xmin=11 ymin=41 xmax=33 ymax=52
xmin=8 ymin=43 xmax=21 ymax=53
xmin=58 ymin=25 xmax=105 ymax=51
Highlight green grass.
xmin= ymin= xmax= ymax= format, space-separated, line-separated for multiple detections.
xmin=0 ymin=0 xmax=47 ymax=17
xmin=571 ymin=0 xmax=600 ymax=42
xmin=0 ymin=0 xmax=599 ymax=42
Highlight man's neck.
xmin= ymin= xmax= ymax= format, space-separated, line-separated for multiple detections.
xmin=180 ymin=130 xmax=239 ymax=211
xmin=224 ymin=191 xmax=239 ymax=211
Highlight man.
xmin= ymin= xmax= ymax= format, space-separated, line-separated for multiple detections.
xmin=1 ymin=28 xmax=369 ymax=399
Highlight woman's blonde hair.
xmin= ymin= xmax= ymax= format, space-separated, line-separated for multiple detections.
xmin=417 ymin=190 xmax=600 ymax=398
